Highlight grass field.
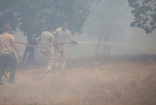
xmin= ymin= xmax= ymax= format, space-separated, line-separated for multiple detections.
xmin=0 ymin=55 xmax=156 ymax=105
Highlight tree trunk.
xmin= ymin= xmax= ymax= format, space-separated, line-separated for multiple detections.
xmin=21 ymin=46 xmax=28 ymax=64
xmin=21 ymin=33 xmax=37 ymax=67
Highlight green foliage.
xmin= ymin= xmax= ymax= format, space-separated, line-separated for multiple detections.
xmin=0 ymin=0 xmax=99 ymax=63
xmin=0 ymin=0 xmax=99 ymax=36
xmin=128 ymin=0 xmax=156 ymax=34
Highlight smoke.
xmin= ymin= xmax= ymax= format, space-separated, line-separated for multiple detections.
xmin=68 ymin=0 xmax=156 ymax=58
xmin=13 ymin=0 xmax=156 ymax=60
xmin=13 ymin=28 xmax=26 ymax=58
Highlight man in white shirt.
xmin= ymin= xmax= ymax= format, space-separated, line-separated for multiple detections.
xmin=54 ymin=23 xmax=77 ymax=69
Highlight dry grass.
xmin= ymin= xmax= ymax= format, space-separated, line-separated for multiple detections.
xmin=0 ymin=55 xmax=156 ymax=105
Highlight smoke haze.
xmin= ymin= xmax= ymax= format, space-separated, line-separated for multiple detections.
xmin=13 ymin=0 xmax=156 ymax=59
xmin=69 ymin=0 xmax=156 ymax=58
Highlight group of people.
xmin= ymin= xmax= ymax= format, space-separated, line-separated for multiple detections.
xmin=38 ymin=22 xmax=77 ymax=72
xmin=0 ymin=22 xmax=77 ymax=85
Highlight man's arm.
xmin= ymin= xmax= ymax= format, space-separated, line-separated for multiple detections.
xmin=67 ymin=33 xmax=78 ymax=45
xmin=67 ymin=34 xmax=74 ymax=41
xmin=12 ymin=41 xmax=21 ymax=59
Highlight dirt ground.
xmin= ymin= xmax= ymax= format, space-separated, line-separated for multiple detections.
xmin=0 ymin=55 xmax=156 ymax=105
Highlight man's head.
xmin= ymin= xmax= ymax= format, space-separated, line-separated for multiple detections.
xmin=61 ymin=22 xmax=68 ymax=30
xmin=3 ymin=23 xmax=11 ymax=33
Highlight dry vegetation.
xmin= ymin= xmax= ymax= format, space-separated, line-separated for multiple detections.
xmin=0 ymin=55 xmax=156 ymax=105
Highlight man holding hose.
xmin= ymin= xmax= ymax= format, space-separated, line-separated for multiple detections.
xmin=53 ymin=23 xmax=78 ymax=69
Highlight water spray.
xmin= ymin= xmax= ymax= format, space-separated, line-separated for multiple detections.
xmin=15 ymin=41 xmax=156 ymax=50
xmin=77 ymin=41 xmax=156 ymax=50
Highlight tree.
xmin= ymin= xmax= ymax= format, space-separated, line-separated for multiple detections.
xmin=128 ymin=0 xmax=156 ymax=34
xmin=0 ymin=0 xmax=99 ymax=65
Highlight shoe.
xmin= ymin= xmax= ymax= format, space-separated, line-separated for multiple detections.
xmin=47 ymin=65 xmax=52 ymax=71
xmin=54 ymin=63 xmax=60 ymax=69
xmin=61 ymin=62 xmax=66 ymax=69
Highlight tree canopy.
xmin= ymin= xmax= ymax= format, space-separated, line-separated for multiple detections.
xmin=128 ymin=0 xmax=156 ymax=34
xmin=0 ymin=0 xmax=99 ymax=35
xmin=0 ymin=0 xmax=99 ymax=64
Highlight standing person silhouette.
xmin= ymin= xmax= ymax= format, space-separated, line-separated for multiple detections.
xmin=0 ymin=23 xmax=21 ymax=85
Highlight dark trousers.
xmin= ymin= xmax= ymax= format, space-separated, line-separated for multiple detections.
xmin=0 ymin=53 xmax=16 ymax=82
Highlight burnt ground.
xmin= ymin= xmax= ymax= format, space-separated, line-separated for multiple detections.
xmin=0 ymin=55 xmax=156 ymax=105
